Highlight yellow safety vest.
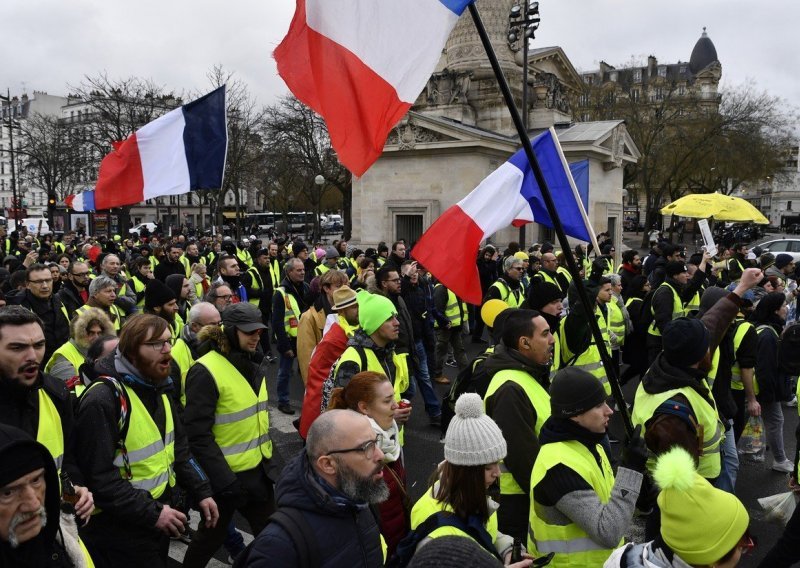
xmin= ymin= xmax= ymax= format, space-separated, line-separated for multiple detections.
xmin=45 ymin=341 xmax=85 ymax=377
xmin=268 ymin=259 xmax=282 ymax=288
xmin=314 ymin=263 xmax=330 ymax=276
xmin=434 ymin=285 xmax=467 ymax=329
xmin=607 ymin=300 xmax=625 ymax=348
xmin=194 ymin=351 xmax=272 ymax=472
xmin=534 ymin=270 xmax=562 ymax=293
xmin=276 ymin=287 xmax=300 ymax=338
xmin=556 ymin=266 xmax=572 ymax=284
xmin=172 ymin=338 xmax=194 ymax=406
xmin=247 ymin=266 xmax=263 ymax=307
xmin=484 ymin=369 xmax=550 ymax=495
xmin=237 ymin=248 xmax=253 ymax=268
xmin=105 ymin=385 xmax=176 ymax=498
xmin=684 ymin=291 xmax=701 ymax=316
xmin=74 ymin=304 xmax=124 ymax=331
xmin=132 ymin=276 xmax=147 ymax=309
xmin=37 ymin=390 xmax=65 ymax=474
xmin=730 ymin=319 xmax=755 ymax=392
xmin=632 ymin=382 xmax=723 ymax=479
xmin=489 ymin=279 xmax=525 ymax=308
xmin=410 ymin=485 xmax=499 ymax=547
xmin=170 ymin=314 xmax=185 ymax=344
xmin=179 ymin=256 xmax=191 ymax=278
xmin=560 ymin=305 xmax=612 ymax=395
xmin=648 ymin=282 xmax=684 ymax=337
xmin=529 ymin=440 xmax=620 ymax=566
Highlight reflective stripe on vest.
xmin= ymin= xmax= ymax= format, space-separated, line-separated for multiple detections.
xmin=560 ymin=305 xmax=612 ymax=395
xmin=37 ymin=390 xmax=65 ymax=473
xmin=535 ymin=270 xmax=562 ymax=293
xmin=45 ymin=341 xmax=85 ymax=377
xmin=632 ymin=382 xmax=723 ymax=478
xmin=269 ymin=259 xmax=281 ymax=288
xmin=684 ymin=291 xmax=701 ymax=316
xmin=489 ymin=279 xmax=525 ymax=308
xmin=276 ymin=287 xmax=300 ymax=338
xmin=528 ymin=440 xmax=619 ymax=566
xmin=107 ymin=386 xmax=175 ymax=498
xmin=132 ymin=276 xmax=146 ymax=308
xmin=247 ymin=267 xmax=263 ymax=306
xmin=172 ymin=338 xmax=194 ymax=406
xmin=314 ymin=263 xmax=330 ymax=276
xmin=434 ymin=285 xmax=467 ymax=328
xmin=484 ymin=369 xmax=550 ymax=495
xmin=730 ymin=319 xmax=755 ymax=391
xmin=196 ymin=351 xmax=272 ymax=472
xmin=648 ymin=282 xmax=684 ymax=337
xmin=556 ymin=266 xmax=572 ymax=284
xmin=549 ymin=329 xmax=561 ymax=382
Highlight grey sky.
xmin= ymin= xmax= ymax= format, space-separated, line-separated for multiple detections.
xmin=2 ymin=0 xmax=798 ymax=114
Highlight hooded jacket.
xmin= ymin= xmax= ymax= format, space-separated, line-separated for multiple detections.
xmin=73 ymin=350 xmax=212 ymax=529
xmin=183 ymin=324 xmax=273 ymax=497
xmin=0 ymin=424 xmax=89 ymax=568
xmin=242 ymin=450 xmax=383 ymax=568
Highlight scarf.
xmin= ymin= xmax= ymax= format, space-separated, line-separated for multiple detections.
xmin=368 ymin=416 xmax=401 ymax=463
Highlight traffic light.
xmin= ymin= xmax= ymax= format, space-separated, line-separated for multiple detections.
xmin=48 ymin=195 xmax=56 ymax=207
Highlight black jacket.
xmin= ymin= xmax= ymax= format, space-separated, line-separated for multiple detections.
xmin=56 ymin=280 xmax=86 ymax=319
xmin=154 ymin=258 xmax=185 ymax=282
xmin=73 ymin=351 xmax=212 ymax=531
xmin=753 ymin=317 xmax=789 ymax=403
xmin=183 ymin=325 xmax=273 ymax=497
xmin=243 ymin=450 xmax=383 ymax=568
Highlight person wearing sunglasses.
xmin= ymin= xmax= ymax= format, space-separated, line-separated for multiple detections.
xmin=485 ymin=256 xmax=526 ymax=309
xmin=182 ymin=302 xmax=273 ymax=567
xmin=241 ymin=409 xmax=387 ymax=567
xmin=605 ymin=446 xmax=750 ymax=568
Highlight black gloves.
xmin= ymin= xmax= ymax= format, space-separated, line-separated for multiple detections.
xmin=621 ymin=424 xmax=649 ymax=473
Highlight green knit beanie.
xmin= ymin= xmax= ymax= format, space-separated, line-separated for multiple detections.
xmin=358 ymin=293 xmax=397 ymax=335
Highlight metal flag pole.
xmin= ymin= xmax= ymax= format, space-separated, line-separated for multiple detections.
xmin=467 ymin=3 xmax=633 ymax=435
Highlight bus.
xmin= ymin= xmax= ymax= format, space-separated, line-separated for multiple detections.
xmin=245 ymin=211 xmax=316 ymax=234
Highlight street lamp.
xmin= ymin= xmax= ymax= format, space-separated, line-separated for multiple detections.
xmin=314 ymin=174 xmax=325 ymax=243
xmin=508 ymin=1 xmax=540 ymax=248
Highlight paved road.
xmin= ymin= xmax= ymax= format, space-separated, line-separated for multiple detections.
xmin=169 ymin=330 xmax=796 ymax=566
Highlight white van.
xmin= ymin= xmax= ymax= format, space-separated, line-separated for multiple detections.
xmin=8 ymin=217 xmax=51 ymax=235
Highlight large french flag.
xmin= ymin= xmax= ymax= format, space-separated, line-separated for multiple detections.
xmin=274 ymin=0 xmax=472 ymax=177
xmin=413 ymin=128 xmax=597 ymax=305
xmin=76 ymin=86 xmax=227 ymax=210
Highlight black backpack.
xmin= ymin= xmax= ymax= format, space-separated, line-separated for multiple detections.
xmin=233 ymin=507 xmax=319 ymax=568
xmin=780 ymin=323 xmax=800 ymax=375
xmin=440 ymin=347 xmax=494 ymax=435
xmin=388 ymin=511 xmax=501 ymax=568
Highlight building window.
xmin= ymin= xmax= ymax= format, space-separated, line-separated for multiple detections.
xmin=678 ymin=85 xmax=686 ymax=96
xmin=583 ymin=75 xmax=594 ymax=85
xmin=655 ymin=88 xmax=664 ymax=101
xmin=633 ymin=69 xmax=642 ymax=83
xmin=680 ymin=65 xmax=687 ymax=74
xmin=658 ymin=66 xmax=667 ymax=78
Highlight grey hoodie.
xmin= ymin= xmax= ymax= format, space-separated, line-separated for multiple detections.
xmin=604 ymin=542 xmax=694 ymax=568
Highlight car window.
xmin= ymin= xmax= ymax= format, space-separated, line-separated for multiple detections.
xmin=767 ymin=241 xmax=789 ymax=252
xmin=791 ymin=241 xmax=800 ymax=253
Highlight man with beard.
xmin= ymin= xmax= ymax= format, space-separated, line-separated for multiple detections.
xmin=74 ymin=314 xmax=218 ymax=567
xmin=485 ymin=256 xmax=526 ymax=308
xmin=129 ymin=256 xmax=154 ymax=309
xmin=241 ymin=409 xmax=386 ymax=567
xmin=482 ymin=309 xmax=554 ymax=541
xmin=272 ymin=258 xmax=311 ymax=415
xmin=216 ymin=255 xmax=248 ymax=303
xmin=182 ymin=303 xmax=273 ymax=567
xmin=617 ymin=250 xmax=642 ymax=294
xmin=8 ymin=264 xmax=70 ymax=365
xmin=143 ymin=279 xmax=180 ymax=341
xmin=0 ymin=306 xmax=94 ymax=521
xmin=56 ymin=261 xmax=91 ymax=319
xmin=525 ymin=281 xmax=564 ymax=381
xmin=154 ymin=243 xmax=186 ymax=282
xmin=0 ymin=423 xmax=94 ymax=567
xmin=182 ymin=242 xmax=202 ymax=272
xmin=165 ymin=274 xmax=192 ymax=326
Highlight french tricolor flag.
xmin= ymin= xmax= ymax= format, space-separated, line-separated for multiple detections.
xmin=67 ymin=86 xmax=227 ymax=211
xmin=413 ymin=129 xmax=598 ymax=305
xmin=274 ymin=0 xmax=472 ymax=176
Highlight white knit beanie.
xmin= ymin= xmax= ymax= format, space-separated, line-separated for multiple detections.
xmin=444 ymin=393 xmax=507 ymax=466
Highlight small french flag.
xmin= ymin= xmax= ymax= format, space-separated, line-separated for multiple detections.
xmin=64 ymin=191 xmax=95 ymax=212
xmin=87 ymin=86 xmax=227 ymax=210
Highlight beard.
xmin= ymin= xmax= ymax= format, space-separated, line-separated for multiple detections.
xmin=335 ymin=460 xmax=389 ymax=504
xmin=7 ymin=506 xmax=47 ymax=549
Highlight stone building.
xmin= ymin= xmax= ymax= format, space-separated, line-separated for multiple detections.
xmin=352 ymin=0 xmax=640 ymax=257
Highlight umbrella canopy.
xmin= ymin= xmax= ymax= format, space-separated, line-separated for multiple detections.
xmin=661 ymin=193 xmax=769 ymax=224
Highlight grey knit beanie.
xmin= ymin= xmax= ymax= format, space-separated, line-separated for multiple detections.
xmin=444 ymin=394 xmax=507 ymax=466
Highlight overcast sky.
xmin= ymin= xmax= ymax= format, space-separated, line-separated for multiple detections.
xmin=2 ymin=0 xmax=798 ymax=115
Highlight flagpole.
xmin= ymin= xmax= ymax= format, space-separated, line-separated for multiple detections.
xmin=468 ymin=3 xmax=633 ymax=435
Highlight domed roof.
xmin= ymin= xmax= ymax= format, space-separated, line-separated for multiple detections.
xmin=689 ymin=27 xmax=718 ymax=74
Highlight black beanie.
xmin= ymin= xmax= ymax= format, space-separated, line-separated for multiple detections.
xmin=408 ymin=536 xmax=502 ymax=567
xmin=549 ymin=367 xmax=607 ymax=417
xmin=0 ymin=425 xmax=46 ymax=488
xmin=145 ymin=278 xmax=177 ymax=309
xmin=663 ymin=317 xmax=709 ymax=368
xmin=775 ymin=253 xmax=794 ymax=270
xmin=526 ymin=281 xmax=563 ymax=311
xmin=665 ymin=260 xmax=688 ymax=277
xmin=601 ymin=243 xmax=613 ymax=255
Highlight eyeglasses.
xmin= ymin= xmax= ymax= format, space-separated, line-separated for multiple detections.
xmin=387 ymin=278 xmax=401 ymax=283
xmin=28 ymin=279 xmax=53 ymax=286
xmin=240 ymin=328 xmax=264 ymax=336
xmin=327 ymin=434 xmax=382 ymax=460
xmin=143 ymin=339 xmax=172 ymax=353
xmin=71 ymin=272 xmax=90 ymax=278
xmin=216 ymin=294 xmax=233 ymax=301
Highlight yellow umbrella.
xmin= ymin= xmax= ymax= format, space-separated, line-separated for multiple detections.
xmin=660 ymin=193 xmax=769 ymax=224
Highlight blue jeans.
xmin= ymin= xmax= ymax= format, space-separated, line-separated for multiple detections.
xmin=277 ymin=351 xmax=295 ymax=406
xmin=713 ymin=421 xmax=739 ymax=494
xmin=408 ymin=340 xmax=441 ymax=418
xmin=223 ymin=519 xmax=245 ymax=558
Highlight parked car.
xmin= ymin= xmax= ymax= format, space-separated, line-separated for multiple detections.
xmin=129 ymin=222 xmax=157 ymax=236
xmin=8 ymin=217 xmax=51 ymax=236
xmin=786 ymin=223 xmax=800 ymax=235
xmin=753 ymin=238 xmax=800 ymax=263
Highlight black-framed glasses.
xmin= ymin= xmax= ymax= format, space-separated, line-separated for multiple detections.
xmin=327 ymin=434 xmax=382 ymax=460
xmin=144 ymin=339 xmax=172 ymax=353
